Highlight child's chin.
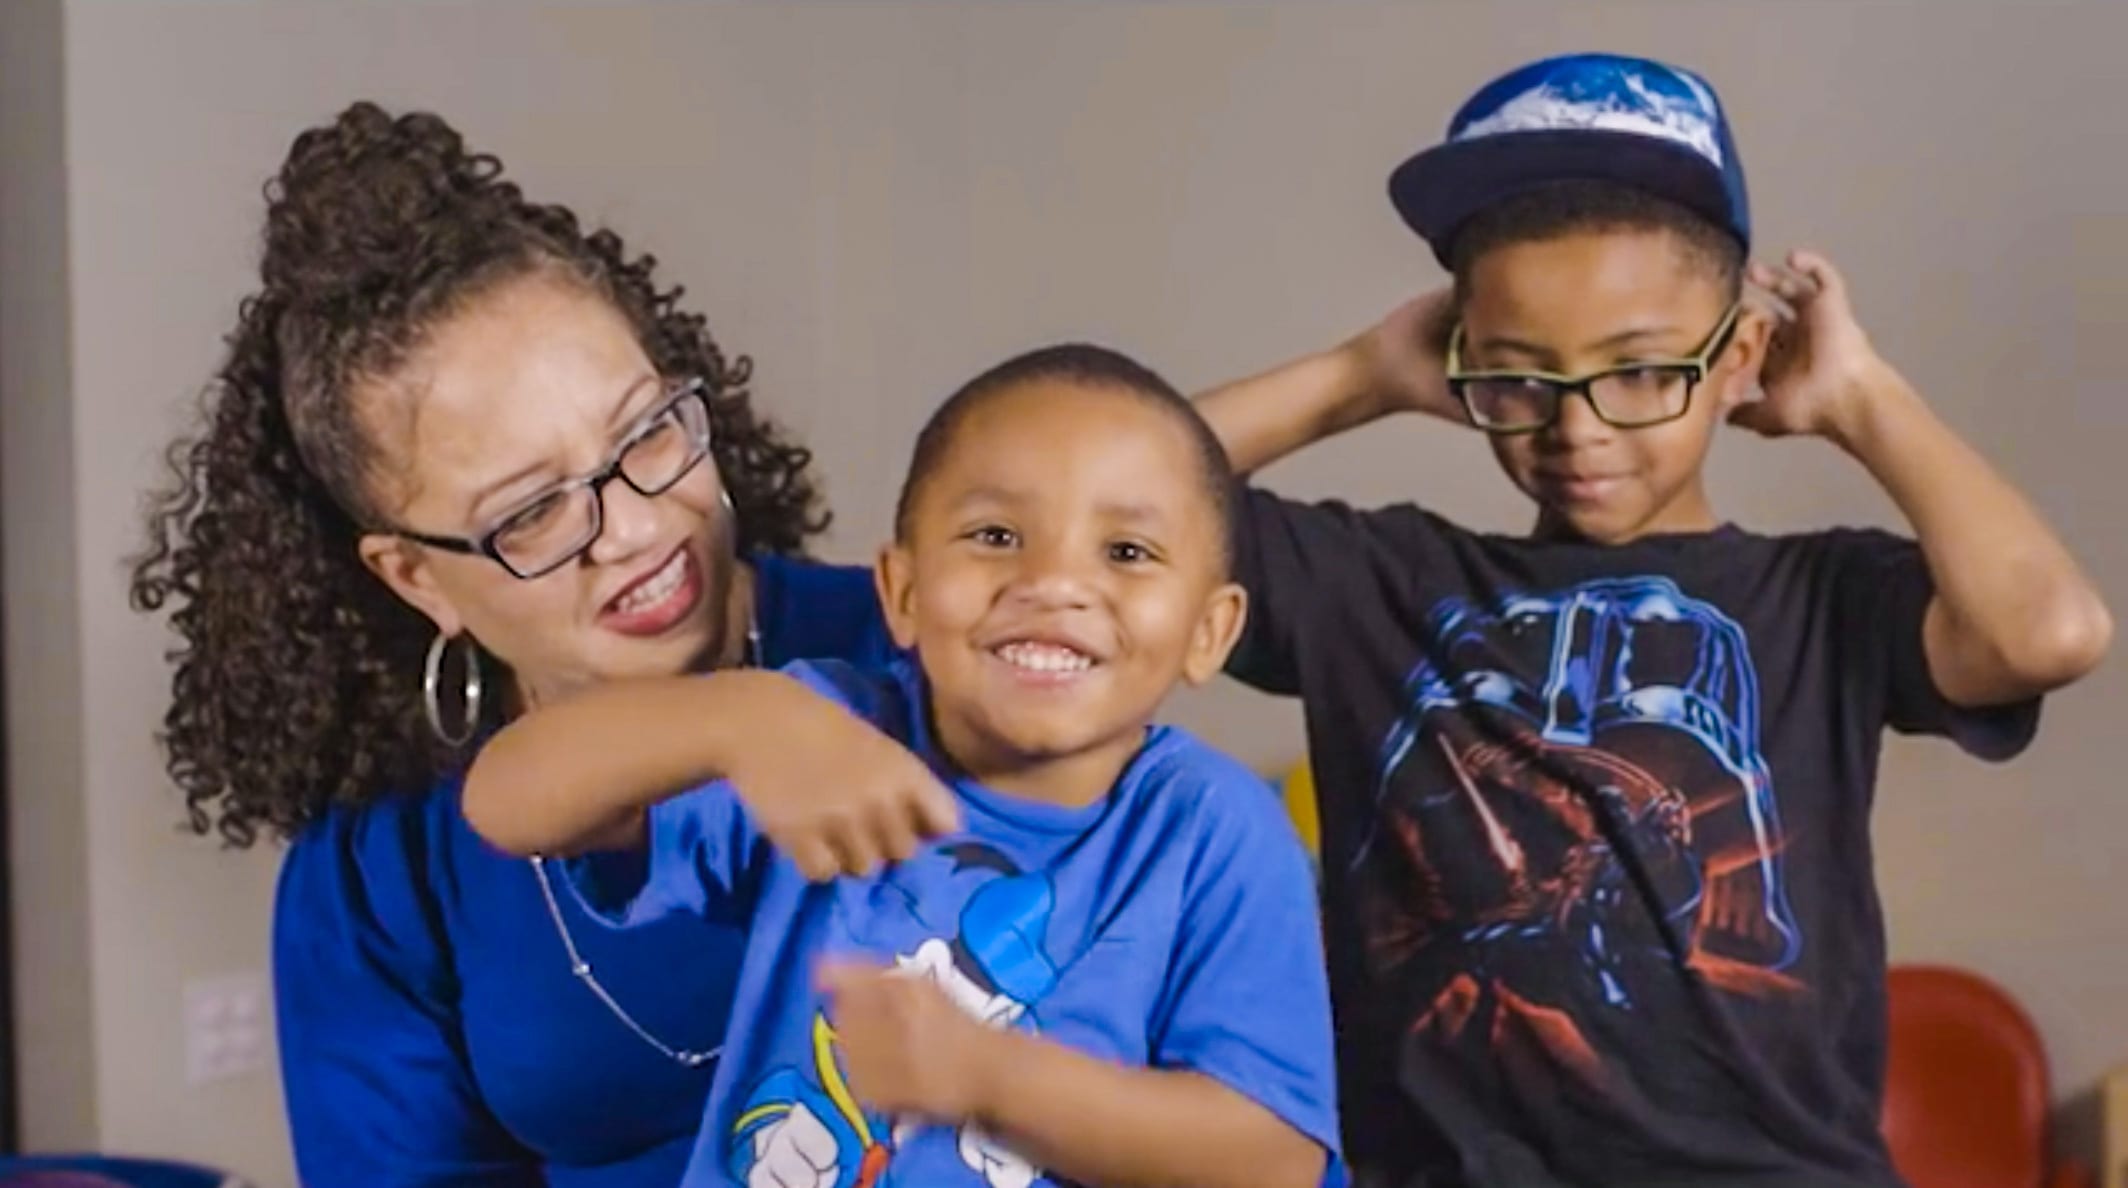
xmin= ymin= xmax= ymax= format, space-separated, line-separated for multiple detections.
xmin=993 ymin=725 xmax=1096 ymax=759
xmin=988 ymin=717 xmax=1128 ymax=762
xmin=1538 ymin=499 xmax=1645 ymax=544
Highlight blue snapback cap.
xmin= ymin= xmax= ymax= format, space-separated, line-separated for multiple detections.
xmin=1389 ymin=53 xmax=1750 ymax=265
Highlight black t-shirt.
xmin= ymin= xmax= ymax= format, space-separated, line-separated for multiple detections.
xmin=1231 ymin=488 xmax=2041 ymax=1188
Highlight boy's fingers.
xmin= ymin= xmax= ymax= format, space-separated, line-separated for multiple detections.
xmin=788 ymin=838 xmax=839 ymax=883
xmin=872 ymin=805 xmax=921 ymax=864
xmin=911 ymin=774 xmax=961 ymax=837
xmin=1786 ymin=258 xmax=1828 ymax=297
xmin=1748 ymin=260 xmax=1799 ymax=298
xmin=1789 ymin=249 xmax=1846 ymax=303
xmin=827 ymin=823 xmax=882 ymax=878
xmin=1740 ymin=288 xmax=1794 ymax=325
xmin=815 ymin=958 xmax=878 ymax=996
xmin=1752 ymin=256 xmax=1824 ymax=305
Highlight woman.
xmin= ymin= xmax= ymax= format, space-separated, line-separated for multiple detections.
xmin=130 ymin=103 xmax=900 ymax=1186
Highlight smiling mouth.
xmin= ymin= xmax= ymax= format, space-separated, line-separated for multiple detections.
xmin=1538 ymin=472 xmax=1629 ymax=498
xmin=597 ymin=545 xmax=704 ymax=636
xmin=609 ymin=549 xmax=687 ymax=614
xmin=993 ymin=640 xmax=1098 ymax=678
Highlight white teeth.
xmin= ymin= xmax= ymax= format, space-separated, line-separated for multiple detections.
xmin=615 ymin=553 xmax=686 ymax=614
xmin=996 ymin=641 xmax=1093 ymax=674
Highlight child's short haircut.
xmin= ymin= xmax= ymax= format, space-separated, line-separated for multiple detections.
xmin=894 ymin=343 xmax=1237 ymax=571
xmin=1446 ymin=178 xmax=1745 ymax=305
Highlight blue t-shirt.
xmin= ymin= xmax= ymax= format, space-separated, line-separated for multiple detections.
xmin=274 ymin=556 xmax=899 ymax=1188
xmin=570 ymin=656 xmax=1340 ymax=1188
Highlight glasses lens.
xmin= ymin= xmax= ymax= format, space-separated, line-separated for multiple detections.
xmin=1461 ymin=377 xmax=1557 ymax=431
xmin=1588 ymin=367 xmax=1693 ymax=426
xmin=619 ymin=388 xmax=710 ymax=496
xmin=490 ymin=487 xmax=597 ymax=578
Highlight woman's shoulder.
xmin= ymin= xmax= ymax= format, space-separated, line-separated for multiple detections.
xmin=276 ymin=779 xmax=472 ymax=960
xmin=283 ymin=778 xmax=462 ymax=863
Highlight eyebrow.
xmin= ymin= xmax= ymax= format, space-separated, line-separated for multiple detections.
xmin=466 ymin=372 xmax=663 ymax=518
xmin=1475 ymin=325 xmax=1689 ymax=365
xmin=1095 ymin=499 xmax=1172 ymax=528
xmin=606 ymin=371 xmax=666 ymax=431
xmin=946 ymin=486 xmax=1174 ymax=528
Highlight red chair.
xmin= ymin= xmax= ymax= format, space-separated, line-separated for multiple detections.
xmin=1881 ymin=964 xmax=2092 ymax=1188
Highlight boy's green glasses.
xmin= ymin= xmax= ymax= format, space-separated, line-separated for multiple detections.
xmin=1445 ymin=302 xmax=1743 ymax=434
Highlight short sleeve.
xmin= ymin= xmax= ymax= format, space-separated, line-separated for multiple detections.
xmin=1228 ymin=486 xmax=1370 ymax=695
xmin=274 ymin=804 xmax=535 ymax=1186
xmin=564 ymin=781 xmax=766 ymax=928
xmin=1835 ymin=530 xmax=2042 ymax=761
xmin=1148 ymin=774 xmax=1341 ymax=1159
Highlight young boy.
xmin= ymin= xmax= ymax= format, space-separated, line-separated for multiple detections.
xmin=1196 ymin=53 xmax=2111 ymax=1188
xmin=463 ymin=345 xmax=1339 ymax=1188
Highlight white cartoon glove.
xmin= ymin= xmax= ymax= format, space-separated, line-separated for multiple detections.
xmin=959 ymin=1120 xmax=1040 ymax=1188
xmin=894 ymin=938 xmax=1026 ymax=1028
xmin=746 ymin=1102 xmax=840 ymax=1188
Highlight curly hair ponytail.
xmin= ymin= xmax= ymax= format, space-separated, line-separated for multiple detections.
xmin=130 ymin=102 xmax=827 ymax=847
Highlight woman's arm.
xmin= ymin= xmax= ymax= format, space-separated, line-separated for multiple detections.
xmin=275 ymin=813 xmax=536 ymax=1187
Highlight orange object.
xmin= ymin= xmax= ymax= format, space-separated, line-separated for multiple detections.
xmin=854 ymin=1144 xmax=891 ymax=1188
xmin=1279 ymin=760 xmax=1320 ymax=861
xmin=1882 ymin=964 xmax=2092 ymax=1188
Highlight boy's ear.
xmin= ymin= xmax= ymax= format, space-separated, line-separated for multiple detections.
xmin=1718 ymin=303 xmax=1778 ymax=412
xmin=874 ymin=542 xmax=921 ymax=651
xmin=1180 ymin=581 xmax=1248 ymax=686
xmin=357 ymin=532 xmax=463 ymax=638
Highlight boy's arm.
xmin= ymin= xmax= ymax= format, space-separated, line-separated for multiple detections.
xmin=1198 ymin=292 xmax=1459 ymax=695
xmin=1194 ymin=290 xmax=1459 ymax=473
xmin=959 ymin=1030 xmax=1322 ymax=1188
xmin=1739 ymin=253 xmax=2112 ymax=706
xmin=464 ymin=669 xmax=780 ymax=856
xmin=814 ymin=973 xmax=1322 ymax=1188
xmin=461 ymin=667 xmax=958 ymax=879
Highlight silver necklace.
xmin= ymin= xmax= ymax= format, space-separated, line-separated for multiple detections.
xmin=527 ymin=613 xmax=763 ymax=1070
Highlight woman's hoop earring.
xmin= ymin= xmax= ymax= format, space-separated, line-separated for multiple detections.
xmin=720 ymin=480 xmax=747 ymax=546
xmin=423 ymin=631 xmax=485 ymax=748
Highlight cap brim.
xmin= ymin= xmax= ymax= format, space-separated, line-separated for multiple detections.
xmin=1388 ymin=129 xmax=1737 ymax=265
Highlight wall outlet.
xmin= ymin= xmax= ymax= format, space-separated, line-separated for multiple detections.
xmin=184 ymin=972 xmax=270 ymax=1085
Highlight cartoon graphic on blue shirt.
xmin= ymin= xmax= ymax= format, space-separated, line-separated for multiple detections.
xmin=727 ymin=844 xmax=1057 ymax=1188
xmin=1360 ymin=577 xmax=1796 ymax=1090
xmin=565 ymin=657 xmax=1340 ymax=1188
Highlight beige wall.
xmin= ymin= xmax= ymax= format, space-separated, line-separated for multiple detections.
xmin=1 ymin=0 xmax=99 ymax=1155
xmin=4 ymin=3 xmax=2122 ymax=1184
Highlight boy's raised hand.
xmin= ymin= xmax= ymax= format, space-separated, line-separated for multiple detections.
xmin=729 ymin=677 xmax=961 ymax=881
xmin=1349 ymin=288 xmax=1463 ymax=424
xmin=1731 ymin=250 xmax=1893 ymax=442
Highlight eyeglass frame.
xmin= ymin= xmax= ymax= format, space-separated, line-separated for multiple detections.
xmin=1444 ymin=301 xmax=1745 ymax=435
xmin=388 ymin=376 xmax=715 ymax=580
